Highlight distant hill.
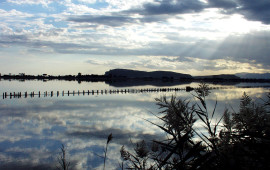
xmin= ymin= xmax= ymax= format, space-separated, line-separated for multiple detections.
xmin=105 ymin=69 xmax=193 ymax=79
xmin=105 ymin=69 xmax=270 ymax=81
xmin=235 ymin=73 xmax=270 ymax=79
xmin=194 ymin=74 xmax=240 ymax=80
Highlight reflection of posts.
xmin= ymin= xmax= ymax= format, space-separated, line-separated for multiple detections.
xmin=186 ymin=86 xmax=194 ymax=92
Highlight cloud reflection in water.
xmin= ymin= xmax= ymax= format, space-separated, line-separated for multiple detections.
xmin=0 ymin=87 xmax=269 ymax=169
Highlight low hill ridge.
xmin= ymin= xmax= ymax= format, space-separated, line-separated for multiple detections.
xmin=195 ymin=74 xmax=240 ymax=79
xmin=236 ymin=73 xmax=270 ymax=79
xmin=105 ymin=69 xmax=193 ymax=79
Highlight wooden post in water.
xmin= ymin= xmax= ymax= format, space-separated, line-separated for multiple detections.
xmin=38 ymin=91 xmax=40 ymax=98
xmin=68 ymin=91 xmax=70 ymax=96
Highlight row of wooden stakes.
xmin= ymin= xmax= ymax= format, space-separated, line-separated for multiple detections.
xmin=0 ymin=86 xmax=229 ymax=100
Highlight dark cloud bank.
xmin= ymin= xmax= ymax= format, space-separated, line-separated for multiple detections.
xmin=68 ymin=0 xmax=270 ymax=26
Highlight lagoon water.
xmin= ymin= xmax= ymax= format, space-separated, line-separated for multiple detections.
xmin=0 ymin=80 xmax=269 ymax=169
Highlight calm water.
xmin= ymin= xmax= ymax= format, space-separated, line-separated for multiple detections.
xmin=0 ymin=80 xmax=269 ymax=169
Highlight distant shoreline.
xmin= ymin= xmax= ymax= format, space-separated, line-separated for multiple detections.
xmin=1 ymin=69 xmax=270 ymax=85
xmin=1 ymin=73 xmax=270 ymax=84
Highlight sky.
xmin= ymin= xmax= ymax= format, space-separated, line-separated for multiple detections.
xmin=0 ymin=0 xmax=270 ymax=76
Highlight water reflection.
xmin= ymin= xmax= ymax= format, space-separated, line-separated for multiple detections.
xmin=0 ymin=81 xmax=269 ymax=169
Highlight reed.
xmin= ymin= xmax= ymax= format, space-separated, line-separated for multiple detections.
xmin=120 ymin=83 xmax=270 ymax=169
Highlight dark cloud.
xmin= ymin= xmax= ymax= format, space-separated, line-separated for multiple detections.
xmin=161 ymin=56 xmax=193 ymax=62
xmin=206 ymin=0 xmax=270 ymax=24
xmin=236 ymin=0 xmax=270 ymax=24
xmin=67 ymin=0 xmax=206 ymax=26
xmin=67 ymin=14 xmax=169 ymax=26
xmin=67 ymin=15 xmax=137 ymax=27
xmin=0 ymin=33 xmax=105 ymax=54
xmin=138 ymin=15 xmax=169 ymax=23
xmin=0 ymin=34 xmax=28 ymax=44
xmin=133 ymin=0 xmax=205 ymax=15
xmin=207 ymin=0 xmax=237 ymax=9
xmin=137 ymin=0 xmax=270 ymax=24
xmin=66 ymin=126 xmax=164 ymax=146
xmin=66 ymin=0 xmax=270 ymax=27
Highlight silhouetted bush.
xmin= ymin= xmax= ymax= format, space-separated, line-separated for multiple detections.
xmin=120 ymin=84 xmax=270 ymax=169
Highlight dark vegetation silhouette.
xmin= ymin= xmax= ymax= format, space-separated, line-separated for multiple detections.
xmin=103 ymin=133 xmax=113 ymax=170
xmin=119 ymin=83 xmax=270 ymax=169
xmin=57 ymin=144 xmax=70 ymax=170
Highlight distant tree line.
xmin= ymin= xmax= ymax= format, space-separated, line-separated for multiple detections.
xmin=0 ymin=72 xmax=112 ymax=82
xmin=1 ymin=72 xmax=270 ymax=83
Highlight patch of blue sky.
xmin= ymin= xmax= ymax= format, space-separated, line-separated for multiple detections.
xmin=72 ymin=0 xmax=109 ymax=9
xmin=0 ymin=3 xmax=47 ymax=13
xmin=0 ymin=0 xmax=7 ymax=5
xmin=47 ymin=1 xmax=67 ymax=14
xmin=44 ymin=17 xmax=69 ymax=28
xmin=0 ymin=1 xmax=19 ymax=11
xmin=0 ymin=1 xmax=66 ymax=14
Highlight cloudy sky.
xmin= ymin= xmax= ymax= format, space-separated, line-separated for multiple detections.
xmin=0 ymin=0 xmax=270 ymax=76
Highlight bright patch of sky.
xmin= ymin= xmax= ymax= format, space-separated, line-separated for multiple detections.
xmin=0 ymin=0 xmax=270 ymax=75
